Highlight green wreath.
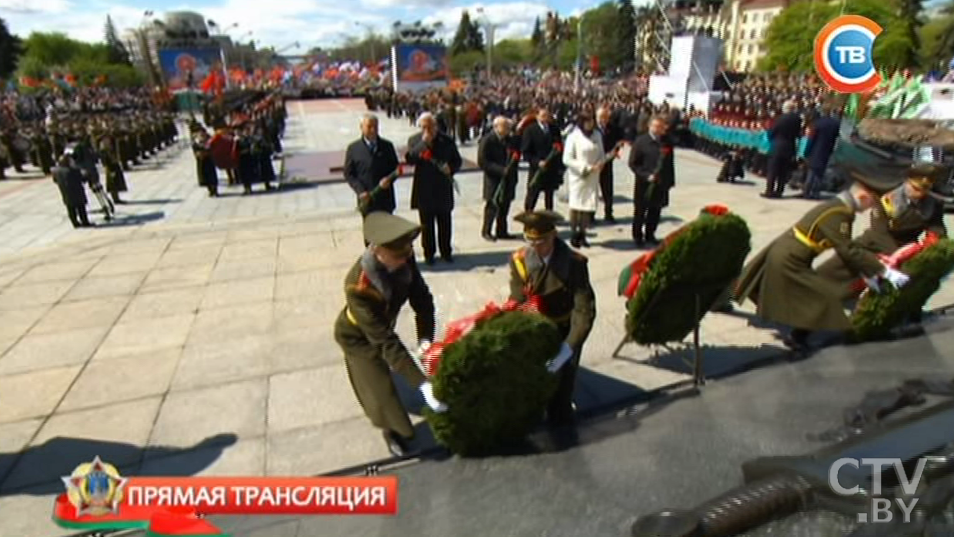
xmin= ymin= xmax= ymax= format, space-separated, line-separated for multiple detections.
xmin=851 ymin=239 xmax=954 ymax=342
xmin=625 ymin=211 xmax=751 ymax=345
xmin=425 ymin=311 xmax=563 ymax=456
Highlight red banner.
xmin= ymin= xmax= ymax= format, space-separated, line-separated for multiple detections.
xmin=54 ymin=476 xmax=398 ymax=536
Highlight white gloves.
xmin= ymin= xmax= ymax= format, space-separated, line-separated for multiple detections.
xmin=547 ymin=343 xmax=574 ymax=373
xmin=882 ymin=267 xmax=911 ymax=289
xmin=863 ymin=276 xmax=881 ymax=294
xmin=419 ymin=382 xmax=447 ymax=413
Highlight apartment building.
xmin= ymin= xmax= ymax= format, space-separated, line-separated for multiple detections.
xmin=666 ymin=0 xmax=790 ymax=72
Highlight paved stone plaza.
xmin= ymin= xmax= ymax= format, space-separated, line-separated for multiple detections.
xmin=0 ymin=99 xmax=951 ymax=537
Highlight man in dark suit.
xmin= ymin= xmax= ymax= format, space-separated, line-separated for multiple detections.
xmin=344 ymin=114 xmax=401 ymax=217
xmin=53 ymin=151 xmax=92 ymax=228
xmin=628 ymin=116 xmax=674 ymax=247
xmin=764 ymin=100 xmax=803 ymax=199
xmin=405 ymin=112 xmax=463 ymax=265
xmin=801 ymin=106 xmax=841 ymax=199
xmin=596 ymin=106 xmax=624 ymax=223
xmin=521 ymin=106 xmax=564 ymax=212
xmin=477 ymin=116 xmax=519 ymax=241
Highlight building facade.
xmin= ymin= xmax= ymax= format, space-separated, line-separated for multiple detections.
xmin=661 ymin=0 xmax=789 ymax=72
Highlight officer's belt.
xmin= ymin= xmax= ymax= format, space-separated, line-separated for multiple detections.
xmin=346 ymin=307 xmax=396 ymax=329
xmin=791 ymin=226 xmax=831 ymax=253
xmin=547 ymin=311 xmax=572 ymax=324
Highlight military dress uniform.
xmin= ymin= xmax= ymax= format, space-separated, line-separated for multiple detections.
xmin=816 ymin=164 xmax=949 ymax=300
xmin=333 ymin=212 xmax=438 ymax=455
xmin=508 ymin=211 xmax=596 ymax=425
xmin=734 ymin=177 xmax=894 ymax=346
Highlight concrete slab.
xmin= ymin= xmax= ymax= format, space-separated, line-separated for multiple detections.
xmin=0 ymin=325 xmax=109 ymax=375
xmin=148 ymin=379 xmax=267 ymax=449
xmin=266 ymin=365 xmax=365 ymax=433
xmin=58 ymin=350 xmax=180 ymax=412
xmin=0 ymin=366 xmax=81 ymax=423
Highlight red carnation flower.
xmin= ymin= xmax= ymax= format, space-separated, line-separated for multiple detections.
xmin=703 ymin=204 xmax=729 ymax=216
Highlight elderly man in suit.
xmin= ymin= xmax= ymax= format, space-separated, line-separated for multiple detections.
xmin=344 ymin=113 xmax=401 ymax=218
xmin=405 ymin=112 xmax=463 ymax=265
xmin=477 ymin=116 xmax=520 ymax=241
xmin=801 ymin=105 xmax=841 ymax=200
xmin=763 ymin=100 xmax=803 ymax=199
xmin=628 ymin=116 xmax=675 ymax=247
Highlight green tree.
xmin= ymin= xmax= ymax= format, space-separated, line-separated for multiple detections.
xmin=466 ymin=13 xmax=485 ymax=52
xmin=579 ymin=2 xmax=624 ymax=71
xmin=759 ymin=0 xmax=917 ymax=71
xmin=21 ymin=32 xmax=76 ymax=66
xmin=494 ymin=39 xmax=533 ymax=67
xmin=448 ymin=50 xmax=484 ymax=75
xmin=104 ymin=15 xmax=130 ymax=65
xmin=0 ymin=18 xmax=22 ymax=80
xmin=617 ymin=0 xmax=637 ymax=72
xmin=451 ymin=11 xmax=476 ymax=54
xmin=531 ymin=17 xmax=544 ymax=50
xmin=919 ymin=2 xmax=954 ymax=70
xmin=895 ymin=0 xmax=922 ymax=68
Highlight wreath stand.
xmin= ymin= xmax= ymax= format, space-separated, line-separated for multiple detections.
xmin=612 ymin=280 xmax=732 ymax=388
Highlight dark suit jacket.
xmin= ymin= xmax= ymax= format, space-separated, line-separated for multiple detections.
xmin=344 ymin=137 xmax=400 ymax=213
xmin=629 ymin=133 xmax=675 ymax=206
xmin=405 ymin=132 xmax=462 ymax=213
xmin=53 ymin=164 xmax=87 ymax=206
xmin=803 ymin=115 xmax=841 ymax=172
xmin=768 ymin=112 xmax=803 ymax=158
xmin=521 ymin=121 xmax=564 ymax=189
xmin=477 ymin=131 xmax=519 ymax=202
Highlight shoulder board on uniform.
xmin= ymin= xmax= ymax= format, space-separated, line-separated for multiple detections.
xmin=346 ymin=270 xmax=384 ymax=300
xmin=512 ymin=248 xmax=529 ymax=282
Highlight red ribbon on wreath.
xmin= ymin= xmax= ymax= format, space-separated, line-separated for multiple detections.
xmin=619 ymin=205 xmax=731 ymax=299
xmin=421 ymin=297 xmax=542 ymax=377
xmin=849 ymin=231 xmax=941 ymax=294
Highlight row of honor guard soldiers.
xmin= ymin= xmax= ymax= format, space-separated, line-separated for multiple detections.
xmin=190 ymin=93 xmax=287 ymax=196
xmin=0 ymin=112 xmax=178 ymax=182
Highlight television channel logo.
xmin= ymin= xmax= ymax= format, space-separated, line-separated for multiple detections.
xmin=814 ymin=15 xmax=883 ymax=93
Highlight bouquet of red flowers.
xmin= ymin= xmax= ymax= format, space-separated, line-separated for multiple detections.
xmin=421 ymin=148 xmax=459 ymax=193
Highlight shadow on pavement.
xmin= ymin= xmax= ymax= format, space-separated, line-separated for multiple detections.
xmin=0 ymin=433 xmax=238 ymax=495
xmin=624 ymin=343 xmax=786 ymax=379
xmin=120 ymin=198 xmax=183 ymax=205
xmin=422 ymin=250 xmax=512 ymax=272
xmin=99 ymin=211 xmax=166 ymax=227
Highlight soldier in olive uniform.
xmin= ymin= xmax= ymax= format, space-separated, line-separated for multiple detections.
xmin=734 ymin=174 xmax=910 ymax=350
xmin=816 ymin=163 xmax=949 ymax=300
xmin=508 ymin=211 xmax=596 ymax=427
xmin=334 ymin=212 xmax=446 ymax=457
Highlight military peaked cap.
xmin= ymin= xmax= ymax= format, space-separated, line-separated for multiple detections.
xmin=907 ymin=163 xmax=951 ymax=190
xmin=514 ymin=210 xmax=563 ymax=239
xmin=363 ymin=212 xmax=421 ymax=252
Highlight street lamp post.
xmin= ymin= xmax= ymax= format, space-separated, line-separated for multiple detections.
xmin=575 ymin=17 xmax=583 ymax=93
xmin=475 ymin=8 xmax=495 ymax=77
xmin=354 ymin=22 xmax=377 ymax=66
